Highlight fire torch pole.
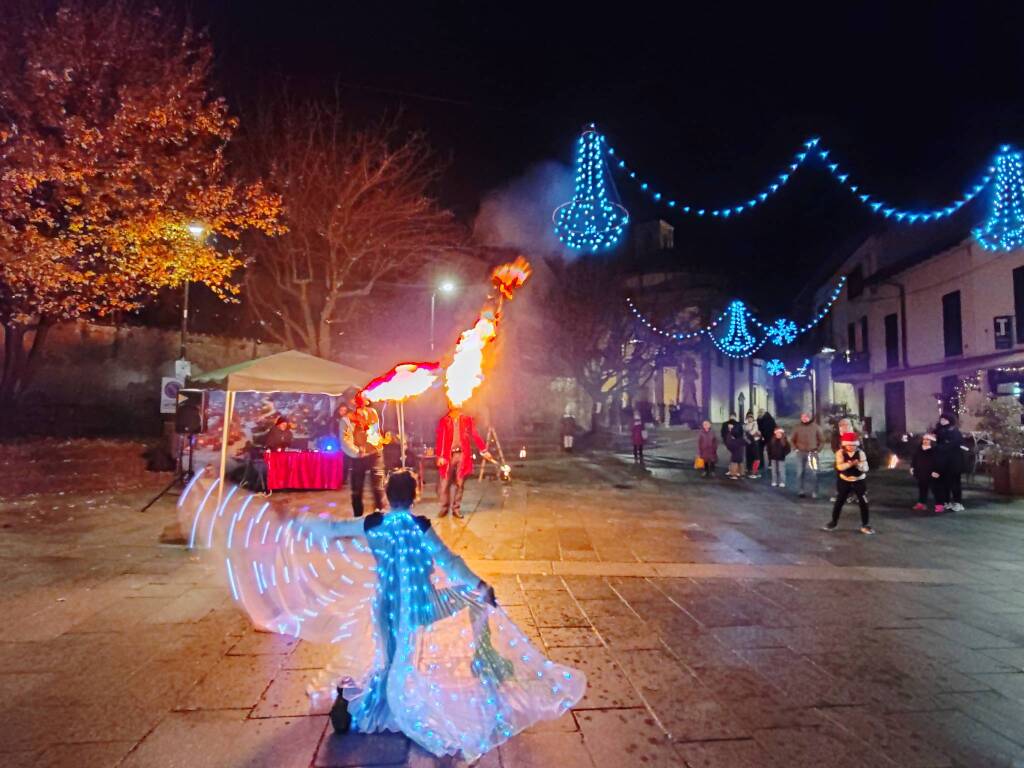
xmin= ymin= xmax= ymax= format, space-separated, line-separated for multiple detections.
xmin=397 ymin=402 xmax=407 ymax=468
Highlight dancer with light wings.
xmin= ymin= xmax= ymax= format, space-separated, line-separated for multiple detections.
xmin=178 ymin=469 xmax=585 ymax=762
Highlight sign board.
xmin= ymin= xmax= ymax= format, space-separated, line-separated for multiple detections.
xmin=160 ymin=377 xmax=183 ymax=414
xmin=174 ymin=359 xmax=192 ymax=380
xmin=994 ymin=315 xmax=1014 ymax=350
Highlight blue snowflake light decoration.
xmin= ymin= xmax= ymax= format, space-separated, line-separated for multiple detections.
xmin=974 ymin=146 xmax=1024 ymax=251
xmin=553 ymin=126 xmax=629 ymax=251
xmin=765 ymin=358 xmax=785 ymax=376
xmin=765 ymin=318 xmax=798 ymax=346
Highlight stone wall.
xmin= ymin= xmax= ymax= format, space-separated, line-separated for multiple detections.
xmin=3 ymin=321 xmax=283 ymax=436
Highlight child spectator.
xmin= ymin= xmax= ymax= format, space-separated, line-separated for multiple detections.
xmin=824 ymin=432 xmax=875 ymax=534
xmin=631 ymin=417 xmax=646 ymax=463
xmin=911 ymin=433 xmax=945 ymax=513
xmin=766 ymin=426 xmax=791 ymax=487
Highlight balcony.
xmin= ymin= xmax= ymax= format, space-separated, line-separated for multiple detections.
xmin=831 ymin=350 xmax=871 ymax=379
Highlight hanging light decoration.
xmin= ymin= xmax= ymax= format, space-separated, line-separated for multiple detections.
xmin=711 ymin=300 xmax=761 ymax=357
xmin=553 ymin=125 xmax=629 ymax=251
xmin=974 ymin=146 xmax=1024 ymax=252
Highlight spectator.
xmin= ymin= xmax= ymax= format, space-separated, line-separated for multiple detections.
xmin=631 ymin=418 xmax=646 ymax=464
xmin=697 ymin=420 xmax=718 ymax=478
xmin=721 ymin=413 xmax=739 ymax=444
xmin=724 ymin=418 xmax=745 ymax=480
xmin=935 ymin=412 xmax=965 ymax=512
xmin=824 ymin=432 xmax=875 ymax=534
xmin=791 ymin=412 xmax=823 ymax=499
xmin=757 ymin=409 xmax=777 ymax=441
xmin=560 ymin=413 xmax=577 ymax=453
xmin=910 ymin=433 xmax=945 ymax=513
xmin=766 ymin=426 xmax=791 ymax=487
xmin=743 ymin=411 xmax=763 ymax=478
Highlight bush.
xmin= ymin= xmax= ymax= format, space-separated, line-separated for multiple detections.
xmin=975 ymin=396 xmax=1024 ymax=462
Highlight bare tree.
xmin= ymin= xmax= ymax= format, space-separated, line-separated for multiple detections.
xmin=241 ymin=101 xmax=465 ymax=357
xmin=545 ymin=256 xmax=666 ymax=431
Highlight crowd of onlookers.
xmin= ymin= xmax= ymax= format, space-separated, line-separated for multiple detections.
xmin=689 ymin=408 xmax=969 ymax=535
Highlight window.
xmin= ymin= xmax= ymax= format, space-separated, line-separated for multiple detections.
xmin=1015 ymin=265 xmax=1024 ymax=343
xmin=847 ymin=322 xmax=857 ymax=352
xmin=847 ymin=265 xmax=864 ymax=299
xmin=737 ymin=358 xmax=744 ymax=372
xmin=884 ymin=313 xmax=899 ymax=369
xmin=716 ymin=351 xmax=723 ymax=368
xmin=942 ymin=291 xmax=963 ymax=358
xmin=860 ymin=316 xmax=869 ymax=354
xmin=857 ymin=387 xmax=865 ymax=418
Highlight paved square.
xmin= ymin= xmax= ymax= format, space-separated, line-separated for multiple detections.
xmin=4 ymin=435 xmax=1024 ymax=766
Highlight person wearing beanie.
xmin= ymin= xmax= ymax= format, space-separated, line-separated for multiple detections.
xmin=823 ymin=432 xmax=875 ymax=534
xmin=911 ymin=433 xmax=946 ymax=513
xmin=935 ymin=412 xmax=966 ymax=512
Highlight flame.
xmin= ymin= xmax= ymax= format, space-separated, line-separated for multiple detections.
xmin=888 ymin=454 xmax=900 ymax=470
xmin=491 ymin=256 xmax=532 ymax=300
xmin=361 ymin=362 xmax=440 ymax=403
xmin=444 ymin=313 xmax=497 ymax=407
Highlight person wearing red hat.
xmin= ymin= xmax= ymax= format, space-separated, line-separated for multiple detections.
xmin=824 ymin=432 xmax=875 ymax=534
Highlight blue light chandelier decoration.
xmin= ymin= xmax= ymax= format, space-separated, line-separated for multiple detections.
xmin=552 ymin=125 xmax=629 ymax=251
xmin=974 ymin=146 xmax=1024 ymax=251
xmin=627 ymin=277 xmax=846 ymax=358
xmin=554 ymin=125 xmax=1024 ymax=253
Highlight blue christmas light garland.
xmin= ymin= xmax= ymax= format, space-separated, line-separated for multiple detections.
xmin=552 ymin=126 xmax=629 ymax=251
xmin=974 ymin=146 xmax=1024 ymax=251
xmin=555 ymin=126 xmax=1019 ymax=252
xmin=626 ymin=277 xmax=846 ymax=357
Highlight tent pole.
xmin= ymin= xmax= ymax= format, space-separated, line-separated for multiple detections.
xmin=217 ymin=390 xmax=234 ymax=511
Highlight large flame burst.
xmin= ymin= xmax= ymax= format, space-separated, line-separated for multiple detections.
xmin=361 ymin=362 xmax=441 ymax=403
xmin=444 ymin=258 xmax=532 ymax=407
xmin=358 ymin=258 xmax=532 ymax=410
xmin=444 ymin=313 xmax=498 ymax=407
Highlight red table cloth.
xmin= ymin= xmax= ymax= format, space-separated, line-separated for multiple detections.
xmin=265 ymin=450 xmax=344 ymax=490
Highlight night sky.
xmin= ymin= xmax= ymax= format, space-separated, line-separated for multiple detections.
xmin=189 ymin=1 xmax=1024 ymax=314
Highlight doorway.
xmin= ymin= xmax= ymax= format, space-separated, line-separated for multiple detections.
xmin=884 ymin=381 xmax=906 ymax=435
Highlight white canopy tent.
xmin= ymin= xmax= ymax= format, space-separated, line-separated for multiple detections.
xmin=191 ymin=350 xmax=370 ymax=503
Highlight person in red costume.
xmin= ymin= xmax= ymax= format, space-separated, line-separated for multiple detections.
xmin=435 ymin=406 xmax=490 ymax=518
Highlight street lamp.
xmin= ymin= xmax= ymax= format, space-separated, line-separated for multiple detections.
xmin=181 ymin=222 xmax=205 ymax=360
xmin=430 ymin=279 xmax=457 ymax=353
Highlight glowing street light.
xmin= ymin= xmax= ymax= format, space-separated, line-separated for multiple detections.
xmin=180 ymin=222 xmax=206 ymax=360
xmin=430 ymin=279 xmax=458 ymax=353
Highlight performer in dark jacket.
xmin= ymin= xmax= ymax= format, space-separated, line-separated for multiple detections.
xmin=935 ymin=412 xmax=965 ymax=511
xmin=910 ymin=433 xmax=946 ymax=512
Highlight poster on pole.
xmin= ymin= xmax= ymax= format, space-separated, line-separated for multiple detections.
xmin=160 ymin=377 xmax=183 ymax=414
xmin=994 ymin=316 xmax=1014 ymax=350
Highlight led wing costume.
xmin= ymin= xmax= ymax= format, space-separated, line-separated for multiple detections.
xmin=178 ymin=470 xmax=585 ymax=760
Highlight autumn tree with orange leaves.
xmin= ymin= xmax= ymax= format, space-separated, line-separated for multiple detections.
xmin=0 ymin=1 xmax=282 ymax=405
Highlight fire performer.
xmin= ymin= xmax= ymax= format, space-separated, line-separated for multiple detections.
xmin=435 ymin=405 xmax=490 ymax=518
xmin=339 ymin=387 xmax=388 ymax=517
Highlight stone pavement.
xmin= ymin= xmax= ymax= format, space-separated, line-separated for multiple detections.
xmin=5 ymin=443 xmax=1024 ymax=767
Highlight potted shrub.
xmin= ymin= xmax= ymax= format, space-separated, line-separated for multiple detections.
xmin=975 ymin=396 xmax=1024 ymax=495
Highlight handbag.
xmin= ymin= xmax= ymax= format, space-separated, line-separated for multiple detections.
xmin=694 ymin=457 xmax=705 ymax=470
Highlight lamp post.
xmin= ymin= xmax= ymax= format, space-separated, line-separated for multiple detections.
xmin=180 ymin=223 xmax=205 ymax=360
xmin=430 ymin=279 xmax=457 ymax=353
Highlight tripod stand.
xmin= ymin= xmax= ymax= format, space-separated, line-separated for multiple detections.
xmin=140 ymin=432 xmax=196 ymax=514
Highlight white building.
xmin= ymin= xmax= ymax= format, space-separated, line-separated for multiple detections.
xmin=626 ymin=221 xmax=775 ymax=425
xmin=807 ymin=222 xmax=1024 ymax=437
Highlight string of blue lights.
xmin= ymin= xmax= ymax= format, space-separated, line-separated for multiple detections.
xmin=554 ymin=125 xmax=1023 ymax=253
xmin=626 ymin=277 xmax=846 ymax=357
xmin=609 ymin=136 xmax=993 ymax=224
